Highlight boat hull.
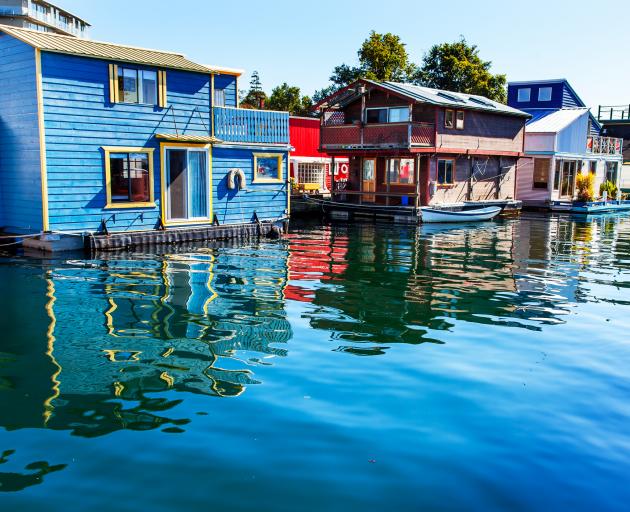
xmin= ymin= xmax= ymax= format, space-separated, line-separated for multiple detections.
xmin=421 ymin=206 xmax=502 ymax=223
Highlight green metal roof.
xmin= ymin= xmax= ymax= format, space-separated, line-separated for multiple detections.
xmin=0 ymin=25 xmax=217 ymax=74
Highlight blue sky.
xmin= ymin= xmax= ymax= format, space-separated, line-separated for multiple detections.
xmin=61 ymin=0 xmax=629 ymax=108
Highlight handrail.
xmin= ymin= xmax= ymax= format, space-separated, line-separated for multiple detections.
xmin=598 ymin=105 xmax=630 ymax=122
xmin=213 ymin=106 xmax=289 ymax=144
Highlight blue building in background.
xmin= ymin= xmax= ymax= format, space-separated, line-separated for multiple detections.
xmin=0 ymin=26 xmax=290 ymax=250
xmin=508 ymin=79 xmax=623 ymax=208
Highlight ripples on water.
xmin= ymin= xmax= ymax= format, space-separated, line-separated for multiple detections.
xmin=1 ymin=214 xmax=630 ymax=510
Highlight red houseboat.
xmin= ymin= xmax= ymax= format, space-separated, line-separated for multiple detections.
xmin=314 ymin=79 xmax=529 ymax=222
xmin=289 ymin=116 xmax=349 ymax=195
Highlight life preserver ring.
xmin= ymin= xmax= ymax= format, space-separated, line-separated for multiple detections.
xmin=227 ymin=168 xmax=246 ymax=190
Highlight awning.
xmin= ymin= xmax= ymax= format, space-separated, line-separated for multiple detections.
xmin=156 ymin=134 xmax=222 ymax=144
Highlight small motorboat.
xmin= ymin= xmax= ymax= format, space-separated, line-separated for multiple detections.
xmin=421 ymin=206 xmax=502 ymax=223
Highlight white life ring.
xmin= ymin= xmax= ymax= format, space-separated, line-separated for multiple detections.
xmin=227 ymin=169 xmax=247 ymax=190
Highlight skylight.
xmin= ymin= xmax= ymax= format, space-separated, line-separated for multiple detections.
xmin=469 ymin=97 xmax=496 ymax=108
xmin=437 ymin=91 xmax=465 ymax=103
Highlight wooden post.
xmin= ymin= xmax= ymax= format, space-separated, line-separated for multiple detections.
xmin=496 ymin=156 xmax=501 ymax=199
xmin=415 ymin=155 xmax=421 ymax=208
xmin=386 ymin=157 xmax=390 ymax=206
xmin=468 ymin=157 xmax=474 ymax=201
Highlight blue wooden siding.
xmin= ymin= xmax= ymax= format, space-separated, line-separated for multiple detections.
xmin=212 ymin=147 xmax=288 ymax=225
xmin=214 ymin=74 xmax=237 ymax=107
xmin=0 ymin=34 xmax=43 ymax=233
xmin=40 ymin=51 xmax=211 ymax=233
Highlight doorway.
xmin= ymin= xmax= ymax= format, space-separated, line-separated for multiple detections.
xmin=362 ymin=158 xmax=376 ymax=203
xmin=163 ymin=146 xmax=211 ymax=223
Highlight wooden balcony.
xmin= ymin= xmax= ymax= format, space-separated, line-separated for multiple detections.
xmin=587 ymin=135 xmax=623 ymax=155
xmin=213 ymin=107 xmax=289 ymax=144
xmin=321 ymin=122 xmax=435 ymax=151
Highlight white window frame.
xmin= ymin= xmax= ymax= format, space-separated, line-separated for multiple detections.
xmin=365 ymin=106 xmax=409 ymax=124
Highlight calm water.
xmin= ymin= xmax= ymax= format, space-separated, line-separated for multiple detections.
xmin=1 ymin=214 xmax=630 ymax=511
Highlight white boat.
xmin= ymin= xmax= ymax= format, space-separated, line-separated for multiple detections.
xmin=421 ymin=206 xmax=502 ymax=223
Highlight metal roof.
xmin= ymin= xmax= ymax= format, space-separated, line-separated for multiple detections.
xmin=379 ymin=81 xmax=530 ymax=117
xmin=0 ymin=26 xmax=237 ymax=75
xmin=525 ymin=108 xmax=589 ymax=133
xmin=315 ymin=79 xmax=529 ymax=118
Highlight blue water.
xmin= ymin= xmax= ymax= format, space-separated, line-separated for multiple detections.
xmin=1 ymin=214 xmax=630 ymax=510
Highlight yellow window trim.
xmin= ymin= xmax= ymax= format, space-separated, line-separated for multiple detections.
xmin=159 ymin=142 xmax=213 ymax=227
xmin=253 ymin=153 xmax=284 ymax=183
xmin=103 ymin=146 xmax=155 ymax=209
xmin=108 ymin=64 xmax=166 ymax=107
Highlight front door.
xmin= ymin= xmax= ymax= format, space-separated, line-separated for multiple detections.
xmin=560 ymin=160 xmax=576 ymax=199
xmin=362 ymin=158 xmax=376 ymax=203
xmin=164 ymin=147 xmax=211 ymax=223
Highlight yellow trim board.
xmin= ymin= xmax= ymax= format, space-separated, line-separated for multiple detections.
xmin=102 ymin=147 xmax=156 ymax=208
xmin=253 ymin=153 xmax=284 ymax=183
xmin=159 ymin=142 xmax=213 ymax=227
xmin=35 ymin=48 xmax=50 ymax=232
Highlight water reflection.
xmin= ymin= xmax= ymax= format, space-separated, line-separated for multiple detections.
xmin=1 ymin=214 xmax=629 ymax=439
xmin=0 ymin=450 xmax=66 ymax=493
xmin=0 ymin=242 xmax=291 ymax=437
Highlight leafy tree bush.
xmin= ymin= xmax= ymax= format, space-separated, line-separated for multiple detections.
xmin=576 ymin=173 xmax=595 ymax=202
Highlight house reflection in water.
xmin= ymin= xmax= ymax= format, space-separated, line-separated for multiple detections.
xmin=1 ymin=243 xmax=292 ymax=437
xmin=290 ymin=220 xmax=588 ymax=353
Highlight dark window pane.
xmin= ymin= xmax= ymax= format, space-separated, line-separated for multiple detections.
xmin=110 ymin=153 xmax=129 ymax=202
xmin=129 ymin=153 xmax=150 ymax=202
xmin=366 ymin=108 xmax=387 ymax=123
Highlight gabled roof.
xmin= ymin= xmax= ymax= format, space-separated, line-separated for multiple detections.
xmin=525 ymin=108 xmax=588 ymax=133
xmin=315 ymin=79 xmax=529 ymax=118
xmin=0 ymin=26 xmax=240 ymax=75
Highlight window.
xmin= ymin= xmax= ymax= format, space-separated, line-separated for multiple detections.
xmin=437 ymin=159 xmax=455 ymax=185
xmin=214 ymin=88 xmax=226 ymax=107
xmin=605 ymin=162 xmax=618 ymax=184
xmin=388 ymin=107 xmax=409 ymax=123
xmin=387 ymin=159 xmax=415 ymax=185
xmin=517 ymin=88 xmax=531 ymax=102
xmin=365 ymin=107 xmax=409 ymax=123
xmin=553 ymin=162 xmax=561 ymax=191
xmin=589 ymin=161 xmax=597 ymax=175
xmin=117 ymin=67 xmax=157 ymax=105
xmin=456 ymin=111 xmax=465 ymax=130
xmin=445 ymin=109 xmax=454 ymax=128
xmin=366 ymin=108 xmax=388 ymax=123
xmin=533 ymin=159 xmax=550 ymax=189
xmin=538 ymin=87 xmax=552 ymax=102
xmin=104 ymin=148 xmax=155 ymax=208
xmin=253 ymin=153 xmax=283 ymax=183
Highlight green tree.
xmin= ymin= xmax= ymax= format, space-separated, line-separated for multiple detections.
xmin=416 ymin=37 xmax=507 ymax=103
xmin=241 ymin=70 xmax=268 ymax=108
xmin=267 ymin=83 xmax=314 ymax=116
xmin=314 ymin=31 xmax=417 ymax=101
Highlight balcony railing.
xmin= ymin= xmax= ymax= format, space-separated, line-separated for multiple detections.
xmin=0 ymin=7 xmax=27 ymax=15
xmin=214 ymin=107 xmax=289 ymax=144
xmin=587 ymin=136 xmax=623 ymax=155
xmin=598 ymin=105 xmax=630 ymax=122
xmin=321 ymin=122 xmax=435 ymax=150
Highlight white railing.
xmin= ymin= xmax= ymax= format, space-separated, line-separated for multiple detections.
xmin=587 ymin=136 xmax=623 ymax=155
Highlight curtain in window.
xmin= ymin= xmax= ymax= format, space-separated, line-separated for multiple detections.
xmin=189 ymin=151 xmax=208 ymax=218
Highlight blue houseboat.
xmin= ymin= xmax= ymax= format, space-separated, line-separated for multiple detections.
xmin=508 ymin=79 xmax=623 ymax=209
xmin=0 ymin=26 xmax=290 ymax=251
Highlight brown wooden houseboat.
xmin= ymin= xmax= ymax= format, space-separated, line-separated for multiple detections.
xmin=314 ymin=79 xmax=530 ymax=221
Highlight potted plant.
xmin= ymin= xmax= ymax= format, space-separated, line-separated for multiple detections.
xmin=599 ymin=180 xmax=618 ymax=201
xmin=575 ymin=173 xmax=595 ymax=204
